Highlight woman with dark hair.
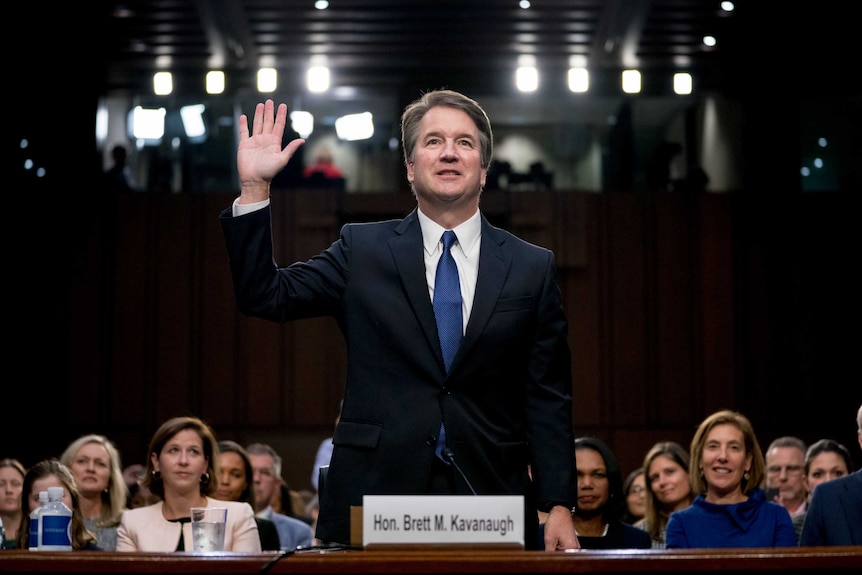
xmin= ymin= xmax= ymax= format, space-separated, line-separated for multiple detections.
xmin=666 ymin=410 xmax=796 ymax=548
xmin=214 ymin=440 xmax=281 ymax=551
xmin=15 ymin=459 xmax=100 ymax=550
xmin=621 ymin=467 xmax=646 ymax=525
xmin=116 ymin=416 xmax=261 ymax=552
xmin=566 ymin=437 xmax=651 ymax=549
xmin=792 ymin=438 xmax=855 ymax=543
xmin=636 ymin=441 xmax=695 ymax=548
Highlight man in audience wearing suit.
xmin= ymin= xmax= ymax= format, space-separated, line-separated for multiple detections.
xmin=220 ymin=90 xmax=579 ymax=551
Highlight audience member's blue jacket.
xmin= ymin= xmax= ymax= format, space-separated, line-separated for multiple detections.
xmin=666 ymin=488 xmax=797 ymax=548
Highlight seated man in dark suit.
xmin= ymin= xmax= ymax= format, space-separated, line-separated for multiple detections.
xmin=799 ymin=403 xmax=862 ymax=546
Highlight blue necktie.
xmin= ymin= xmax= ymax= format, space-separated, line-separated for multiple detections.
xmin=434 ymin=230 xmax=462 ymax=462
xmin=434 ymin=230 xmax=462 ymax=372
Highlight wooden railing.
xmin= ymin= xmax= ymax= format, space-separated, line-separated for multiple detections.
xmin=2 ymin=547 xmax=860 ymax=574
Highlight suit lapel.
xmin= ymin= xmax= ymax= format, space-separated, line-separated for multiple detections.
xmin=389 ymin=211 xmax=442 ymax=366
xmin=457 ymin=217 xmax=510 ymax=366
xmin=389 ymin=212 xmax=512 ymax=377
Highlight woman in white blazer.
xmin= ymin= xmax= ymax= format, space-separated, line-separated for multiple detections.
xmin=116 ymin=416 xmax=261 ymax=552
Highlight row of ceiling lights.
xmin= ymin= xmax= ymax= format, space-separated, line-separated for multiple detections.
xmin=151 ymin=65 xmax=695 ymax=98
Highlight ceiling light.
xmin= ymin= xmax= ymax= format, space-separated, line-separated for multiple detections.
xmin=257 ymin=68 xmax=277 ymax=93
xmin=335 ymin=112 xmax=374 ymax=141
xmin=180 ymin=104 xmax=207 ymax=139
xmin=516 ymin=66 xmax=539 ymax=92
xmin=206 ymin=71 xmax=225 ymax=94
xmin=153 ymin=72 xmax=172 ymax=96
xmin=673 ymin=73 xmax=692 ymax=95
xmin=307 ymin=66 xmax=330 ymax=93
xmin=131 ymin=106 xmax=166 ymax=141
xmin=622 ymin=69 xmax=641 ymax=94
xmin=568 ymin=68 xmax=589 ymax=93
xmin=290 ymin=110 xmax=314 ymax=139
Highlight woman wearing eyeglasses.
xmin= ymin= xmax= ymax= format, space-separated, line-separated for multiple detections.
xmin=622 ymin=468 xmax=646 ymax=525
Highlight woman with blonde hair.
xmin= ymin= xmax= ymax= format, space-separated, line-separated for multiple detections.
xmin=666 ymin=410 xmax=796 ymax=548
xmin=635 ymin=441 xmax=694 ymax=548
xmin=0 ymin=458 xmax=26 ymax=549
xmin=116 ymin=416 xmax=261 ymax=552
xmin=60 ymin=434 xmax=128 ymax=550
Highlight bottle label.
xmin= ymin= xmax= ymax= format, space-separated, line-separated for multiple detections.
xmin=41 ymin=515 xmax=72 ymax=549
xmin=29 ymin=518 xmax=39 ymax=549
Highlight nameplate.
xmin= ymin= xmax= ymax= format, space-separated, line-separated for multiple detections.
xmin=362 ymin=495 xmax=524 ymax=548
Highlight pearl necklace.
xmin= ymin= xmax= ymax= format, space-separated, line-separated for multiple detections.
xmin=575 ymin=523 xmax=609 ymax=537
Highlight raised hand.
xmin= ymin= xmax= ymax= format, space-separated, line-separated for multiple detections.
xmin=237 ymin=99 xmax=305 ymax=203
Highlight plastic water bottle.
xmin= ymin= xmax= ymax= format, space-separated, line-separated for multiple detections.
xmin=39 ymin=486 xmax=73 ymax=550
xmin=29 ymin=491 xmax=49 ymax=550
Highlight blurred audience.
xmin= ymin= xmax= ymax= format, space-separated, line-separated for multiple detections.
xmin=214 ymin=440 xmax=281 ymax=551
xmin=16 ymin=459 xmax=100 ymax=550
xmin=127 ymin=481 xmax=161 ymax=509
xmin=792 ymin=438 xmax=854 ymax=542
xmin=246 ymin=443 xmax=314 ymax=551
xmin=564 ymin=437 xmax=651 ymax=549
xmin=635 ymin=441 xmax=695 ymax=548
xmin=799 ymin=403 xmax=862 ymax=546
xmin=764 ymin=436 xmax=808 ymax=519
xmin=621 ymin=467 xmax=646 ymax=525
xmin=0 ymin=458 xmax=26 ymax=549
xmin=666 ymin=410 xmax=796 ymax=548
xmin=60 ymin=434 xmax=128 ymax=550
xmin=116 ymin=416 xmax=260 ymax=552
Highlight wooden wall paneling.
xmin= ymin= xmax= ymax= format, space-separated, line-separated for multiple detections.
xmin=653 ymin=193 xmax=698 ymax=426
xmin=554 ymin=192 xmax=588 ymax=269
xmin=508 ymin=191 xmax=554 ymax=250
xmin=66 ymin=213 xmax=113 ymax=426
xmin=198 ymin=194 xmax=246 ymax=428
xmin=698 ymin=193 xmax=736 ymax=415
xmin=566 ymin=194 xmax=603 ymax=429
xmin=108 ymin=193 xmax=155 ymax=425
xmin=604 ymin=193 xmax=650 ymax=428
xmin=238 ymin=318 xmax=288 ymax=426
xmin=152 ymin=194 xmax=195 ymax=422
xmin=286 ymin=190 xmax=347 ymax=427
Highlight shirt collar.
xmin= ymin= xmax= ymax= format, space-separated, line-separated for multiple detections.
xmin=417 ymin=208 xmax=481 ymax=258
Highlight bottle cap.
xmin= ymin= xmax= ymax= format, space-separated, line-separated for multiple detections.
xmin=47 ymin=486 xmax=65 ymax=499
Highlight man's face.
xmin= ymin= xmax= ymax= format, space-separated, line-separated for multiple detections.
xmin=248 ymin=453 xmax=279 ymax=512
xmin=765 ymin=446 xmax=806 ymax=507
xmin=407 ymin=106 xmax=486 ymax=213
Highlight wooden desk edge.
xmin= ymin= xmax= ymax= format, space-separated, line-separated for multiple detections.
xmin=1 ymin=547 xmax=860 ymax=574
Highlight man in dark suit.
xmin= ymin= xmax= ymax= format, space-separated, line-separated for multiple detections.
xmin=799 ymin=403 xmax=862 ymax=546
xmin=220 ymin=91 xmax=579 ymax=551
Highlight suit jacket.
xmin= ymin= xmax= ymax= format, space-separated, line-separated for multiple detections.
xmin=256 ymin=505 xmax=314 ymax=550
xmin=116 ymin=497 xmax=261 ymax=552
xmin=799 ymin=469 xmax=862 ymax=546
xmin=221 ymin=206 xmax=577 ymax=549
xmin=255 ymin=517 xmax=282 ymax=551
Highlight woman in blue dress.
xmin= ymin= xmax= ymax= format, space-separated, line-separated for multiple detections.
xmin=666 ymin=410 xmax=797 ymax=548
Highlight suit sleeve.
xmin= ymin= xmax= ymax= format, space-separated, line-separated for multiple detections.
xmin=525 ymin=250 xmax=577 ymax=509
xmin=799 ymin=486 xmax=826 ymax=546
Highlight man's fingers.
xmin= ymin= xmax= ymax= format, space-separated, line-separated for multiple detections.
xmin=263 ymin=99 xmax=276 ymax=134
xmin=238 ymin=114 xmax=250 ymax=141
xmin=273 ymin=103 xmax=288 ymax=136
xmin=252 ymin=102 xmax=265 ymax=135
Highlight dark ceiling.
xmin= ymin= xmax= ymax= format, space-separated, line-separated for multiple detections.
xmin=102 ymin=0 xmax=745 ymax=100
